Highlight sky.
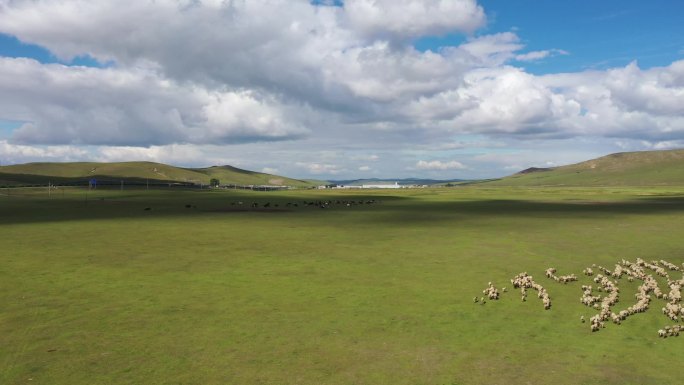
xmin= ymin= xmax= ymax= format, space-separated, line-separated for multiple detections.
xmin=0 ymin=0 xmax=683 ymax=180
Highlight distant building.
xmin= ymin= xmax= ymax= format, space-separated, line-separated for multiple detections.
xmin=361 ymin=182 xmax=401 ymax=189
xmin=331 ymin=181 xmax=404 ymax=189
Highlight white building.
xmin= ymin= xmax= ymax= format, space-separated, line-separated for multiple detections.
xmin=361 ymin=182 xmax=401 ymax=189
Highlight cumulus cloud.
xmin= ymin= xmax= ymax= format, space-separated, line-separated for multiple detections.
xmin=296 ymin=162 xmax=344 ymax=174
xmin=323 ymin=42 xmax=467 ymax=102
xmin=0 ymin=139 xmax=88 ymax=163
xmin=0 ymin=57 xmax=308 ymax=146
xmin=540 ymin=60 xmax=684 ymax=140
xmin=416 ymin=160 xmax=467 ymax=170
xmin=358 ymin=165 xmax=371 ymax=171
xmin=345 ymin=0 xmax=486 ymax=40
xmin=0 ymin=1 xmax=683 ymax=178
xmin=93 ymin=144 xmax=209 ymax=165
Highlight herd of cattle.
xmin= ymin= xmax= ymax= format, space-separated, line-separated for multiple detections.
xmin=478 ymin=258 xmax=684 ymax=337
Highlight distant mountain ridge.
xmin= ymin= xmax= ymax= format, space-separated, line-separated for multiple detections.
xmin=329 ymin=178 xmax=467 ymax=186
xmin=516 ymin=167 xmax=552 ymax=175
xmin=486 ymin=149 xmax=684 ymax=187
xmin=0 ymin=161 xmax=323 ymax=188
xmin=5 ymin=149 xmax=682 ymax=189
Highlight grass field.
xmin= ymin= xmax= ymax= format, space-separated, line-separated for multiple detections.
xmin=1 ymin=186 xmax=683 ymax=384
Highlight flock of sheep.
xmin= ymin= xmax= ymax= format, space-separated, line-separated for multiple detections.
xmin=477 ymin=258 xmax=684 ymax=337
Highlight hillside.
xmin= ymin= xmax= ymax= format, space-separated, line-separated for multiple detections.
xmin=0 ymin=161 xmax=321 ymax=188
xmin=486 ymin=149 xmax=684 ymax=186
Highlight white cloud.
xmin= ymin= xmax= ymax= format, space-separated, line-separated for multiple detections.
xmin=416 ymin=160 xmax=467 ymax=170
xmin=413 ymin=66 xmax=583 ymax=134
xmin=262 ymin=167 xmax=279 ymax=174
xmin=296 ymin=162 xmax=344 ymax=175
xmin=540 ymin=60 xmax=684 ymax=140
xmin=0 ymin=1 xmax=683 ymax=179
xmin=515 ymin=49 xmax=569 ymax=62
xmin=0 ymin=58 xmax=308 ymax=146
xmin=358 ymin=165 xmax=371 ymax=171
xmin=458 ymin=32 xmax=524 ymax=67
xmin=91 ymin=144 xmax=239 ymax=166
xmin=0 ymin=140 xmax=88 ymax=163
xmin=345 ymin=0 xmax=485 ymax=40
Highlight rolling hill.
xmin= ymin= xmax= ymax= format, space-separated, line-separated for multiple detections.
xmin=485 ymin=149 xmax=684 ymax=186
xmin=0 ymin=161 xmax=322 ymax=188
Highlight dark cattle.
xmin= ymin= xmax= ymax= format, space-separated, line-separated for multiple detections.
xmin=144 ymin=207 xmax=152 ymax=211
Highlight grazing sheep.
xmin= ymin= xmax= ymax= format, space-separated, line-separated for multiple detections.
xmin=658 ymin=325 xmax=682 ymax=338
xmin=546 ymin=267 xmax=578 ymax=284
xmin=481 ymin=283 xmax=500 ymax=300
xmin=511 ymin=272 xmax=551 ymax=310
xmin=660 ymin=260 xmax=680 ymax=271
xmin=482 ymin=258 xmax=684 ymax=336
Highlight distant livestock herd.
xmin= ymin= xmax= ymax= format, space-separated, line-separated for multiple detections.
xmin=478 ymin=258 xmax=684 ymax=338
xmin=229 ymin=199 xmax=379 ymax=209
xmin=174 ymin=199 xmax=381 ymax=212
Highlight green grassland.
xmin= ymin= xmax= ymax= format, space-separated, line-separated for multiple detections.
xmin=485 ymin=149 xmax=684 ymax=187
xmin=0 ymin=162 xmax=321 ymax=188
xmin=1 ymin=186 xmax=684 ymax=384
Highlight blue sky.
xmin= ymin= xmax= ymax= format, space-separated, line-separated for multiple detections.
xmin=418 ymin=0 xmax=684 ymax=74
xmin=1 ymin=0 xmax=683 ymax=179
xmin=0 ymin=33 xmax=106 ymax=68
